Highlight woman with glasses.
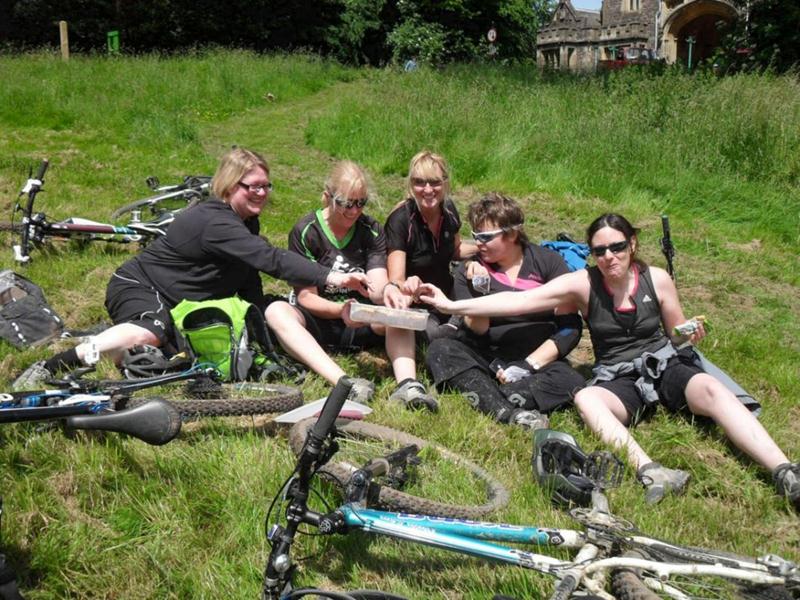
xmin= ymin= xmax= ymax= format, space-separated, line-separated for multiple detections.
xmin=265 ymin=161 xmax=438 ymax=410
xmin=423 ymin=193 xmax=585 ymax=432
xmin=419 ymin=212 xmax=799 ymax=508
xmin=13 ymin=147 xmax=369 ymax=389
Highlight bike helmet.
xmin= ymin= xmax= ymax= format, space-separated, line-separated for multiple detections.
xmin=120 ymin=345 xmax=188 ymax=379
xmin=532 ymin=429 xmax=595 ymax=507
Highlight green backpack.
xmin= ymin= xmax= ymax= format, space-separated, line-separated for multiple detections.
xmin=170 ymin=296 xmax=289 ymax=382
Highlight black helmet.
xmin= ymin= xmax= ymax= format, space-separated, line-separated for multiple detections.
xmin=120 ymin=345 xmax=187 ymax=379
xmin=532 ymin=429 xmax=596 ymax=507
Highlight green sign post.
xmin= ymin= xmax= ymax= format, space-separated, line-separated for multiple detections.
xmin=686 ymin=35 xmax=696 ymax=71
xmin=107 ymin=30 xmax=120 ymax=54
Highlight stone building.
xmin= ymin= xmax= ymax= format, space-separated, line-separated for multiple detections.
xmin=536 ymin=0 xmax=740 ymax=71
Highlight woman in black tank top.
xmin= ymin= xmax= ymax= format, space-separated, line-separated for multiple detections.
xmin=419 ymin=213 xmax=799 ymax=510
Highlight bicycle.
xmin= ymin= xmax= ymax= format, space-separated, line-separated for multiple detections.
xmin=0 ymin=377 xmax=187 ymax=600
xmin=3 ymin=364 xmax=303 ymax=421
xmin=263 ymin=377 xmax=799 ymax=600
xmin=3 ymin=160 xmax=208 ymax=264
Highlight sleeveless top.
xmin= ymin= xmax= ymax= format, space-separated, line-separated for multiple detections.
xmin=587 ymin=264 xmax=668 ymax=366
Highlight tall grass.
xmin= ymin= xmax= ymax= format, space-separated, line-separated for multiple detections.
xmin=0 ymin=52 xmax=798 ymax=599
xmin=307 ymin=65 xmax=800 ymax=249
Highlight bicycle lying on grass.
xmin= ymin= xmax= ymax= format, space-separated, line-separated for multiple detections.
xmin=263 ymin=377 xmax=799 ymax=600
xmin=2 ymin=160 xmax=210 ymax=264
xmin=3 ymin=363 xmax=303 ymax=422
xmin=0 ymin=378 xmax=187 ymax=600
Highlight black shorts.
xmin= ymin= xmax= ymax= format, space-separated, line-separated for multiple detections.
xmin=594 ymin=348 xmax=704 ymax=421
xmin=105 ymin=272 xmax=173 ymax=345
xmin=295 ymin=305 xmax=383 ymax=352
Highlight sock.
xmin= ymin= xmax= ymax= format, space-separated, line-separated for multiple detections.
xmin=446 ymin=367 xmax=516 ymax=423
xmin=44 ymin=348 xmax=82 ymax=374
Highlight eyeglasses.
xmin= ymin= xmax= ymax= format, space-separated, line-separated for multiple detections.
xmin=471 ymin=228 xmax=506 ymax=244
xmin=239 ymin=181 xmax=273 ymax=194
xmin=411 ymin=177 xmax=446 ymax=189
xmin=334 ymin=196 xmax=369 ymax=210
xmin=590 ymin=240 xmax=630 ymax=257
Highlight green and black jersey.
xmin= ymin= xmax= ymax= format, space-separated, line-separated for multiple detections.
xmin=288 ymin=209 xmax=387 ymax=301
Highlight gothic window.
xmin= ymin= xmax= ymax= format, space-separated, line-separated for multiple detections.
xmin=624 ymin=0 xmax=641 ymax=11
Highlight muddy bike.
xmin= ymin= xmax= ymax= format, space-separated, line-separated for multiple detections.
xmin=3 ymin=160 xmax=208 ymax=264
xmin=263 ymin=377 xmax=799 ymax=600
xmin=3 ymin=364 xmax=303 ymax=421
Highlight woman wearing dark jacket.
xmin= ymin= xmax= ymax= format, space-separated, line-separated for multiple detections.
xmin=13 ymin=147 xmax=368 ymax=388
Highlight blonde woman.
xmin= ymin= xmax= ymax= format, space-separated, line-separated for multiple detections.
xmin=265 ymin=161 xmax=438 ymax=410
xmin=14 ymin=147 xmax=368 ymax=388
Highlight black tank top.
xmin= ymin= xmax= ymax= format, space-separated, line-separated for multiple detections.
xmin=587 ymin=264 xmax=668 ymax=365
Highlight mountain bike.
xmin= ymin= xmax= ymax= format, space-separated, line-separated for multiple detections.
xmin=2 ymin=160 xmax=208 ymax=264
xmin=262 ymin=377 xmax=799 ymax=600
xmin=3 ymin=364 xmax=303 ymax=421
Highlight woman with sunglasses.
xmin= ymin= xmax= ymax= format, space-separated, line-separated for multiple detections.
xmin=265 ymin=161 xmax=438 ymax=410
xmin=423 ymin=193 xmax=585 ymax=431
xmin=13 ymin=147 xmax=369 ymax=389
xmin=420 ymin=213 xmax=799 ymax=508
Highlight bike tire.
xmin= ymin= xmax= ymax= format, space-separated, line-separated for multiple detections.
xmin=111 ymin=188 xmax=206 ymax=220
xmin=610 ymin=549 xmax=794 ymax=600
xmin=117 ymin=382 xmax=302 ymax=418
xmin=288 ymin=418 xmax=510 ymax=519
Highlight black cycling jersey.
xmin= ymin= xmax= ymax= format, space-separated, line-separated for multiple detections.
xmin=453 ymin=242 xmax=581 ymax=359
xmin=115 ymin=199 xmax=328 ymax=309
xmin=384 ymin=198 xmax=461 ymax=294
xmin=288 ymin=209 xmax=386 ymax=301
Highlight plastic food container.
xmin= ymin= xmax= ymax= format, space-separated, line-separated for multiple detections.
xmin=349 ymin=303 xmax=429 ymax=331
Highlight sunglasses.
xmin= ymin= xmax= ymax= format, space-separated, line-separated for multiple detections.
xmin=411 ymin=177 xmax=445 ymax=189
xmin=239 ymin=181 xmax=273 ymax=194
xmin=334 ymin=196 xmax=369 ymax=209
xmin=471 ymin=228 xmax=506 ymax=244
xmin=590 ymin=240 xmax=630 ymax=257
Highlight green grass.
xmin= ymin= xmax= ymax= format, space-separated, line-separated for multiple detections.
xmin=0 ymin=51 xmax=798 ymax=599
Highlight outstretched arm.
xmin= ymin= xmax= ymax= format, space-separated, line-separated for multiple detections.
xmin=419 ymin=270 xmax=588 ymax=317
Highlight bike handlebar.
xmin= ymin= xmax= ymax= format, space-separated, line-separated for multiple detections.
xmin=35 ymin=159 xmax=49 ymax=183
xmin=309 ymin=376 xmax=353 ymax=446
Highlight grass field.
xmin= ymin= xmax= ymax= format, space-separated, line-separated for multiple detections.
xmin=0 ymin=50 xmax=798 ymax=599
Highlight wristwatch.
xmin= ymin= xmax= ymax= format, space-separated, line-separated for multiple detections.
xmin=526 ymin=359 xmax=542 ymax=371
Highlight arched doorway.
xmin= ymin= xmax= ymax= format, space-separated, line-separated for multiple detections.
xmin=662 ymin=0 xmax=738 ymax=65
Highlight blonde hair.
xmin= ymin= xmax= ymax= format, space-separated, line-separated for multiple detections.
xmin=322 ymin=160 xmax=371 ymax=207
xmin=405 ymin=150 xmax=451 ymax=201
xmin=211 ymin=147 xmax=270 ymax=201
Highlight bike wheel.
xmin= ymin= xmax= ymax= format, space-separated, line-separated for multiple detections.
xmin=288 ymin=418 xmax=510 ymax=519
xmin=611 ymin=549 xmax=794 ymax=600
xmin=111 ymin=191 xmax=203 ymax=220
xmin=118 ymin=382 xmax=302 ymax=418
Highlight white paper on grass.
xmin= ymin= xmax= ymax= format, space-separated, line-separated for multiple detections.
xmin=274 ymin=397 xmax=372 ymax=424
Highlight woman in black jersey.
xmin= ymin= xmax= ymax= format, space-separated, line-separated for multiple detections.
xmin=424 ymin=193 xmax=584 ymax=432
xmin=12 ymin=147 xmax=368 ymax=389
xmin=419 ymin=213 xmax=799 ymax=509
xmin=265 ymin=161 xmax=437 ymax=410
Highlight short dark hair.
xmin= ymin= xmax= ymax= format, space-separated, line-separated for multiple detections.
xmin=467 ymin=192 xmax=530 ymax=246
xmin=586 ymin=213 xmax=645 ymax=266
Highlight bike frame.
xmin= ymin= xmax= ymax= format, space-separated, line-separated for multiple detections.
xmin=9 ymin=160 xmax=189 ymax=264
xmin=263 ymin=377 xmax=798 ymax=600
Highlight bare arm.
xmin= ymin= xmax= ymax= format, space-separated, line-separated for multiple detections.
xmin=651 ymin=267 xmax=706 ymax=345
xmin=296 ymin=286 xmax=346 ymax=319
xmin=454 ymin=233 xmax=477 ymax=260
xmin=419 ymin=270 xmax=589 ymax=317
xmin=384 ymin=250 xmax=413 ymax=309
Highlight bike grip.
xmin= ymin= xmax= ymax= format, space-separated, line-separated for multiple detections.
xmin=310 ymin=375 xmax=354 ymax=441
xmin=35 ymin=159 xmax=49 ymax=181
xmin=661 ymin=214 xmax=671 ymax=236
xmin=548 ymin=574 xmax=578 ymax=600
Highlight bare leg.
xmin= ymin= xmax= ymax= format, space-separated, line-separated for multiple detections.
xmin=385 ymin=327 xmax=416 ymax=383
xmin=685 ymin=373 xmax=789 ymax=471
xmin=75 ymin=322 xmax=160 ymax=365
xmin=573 ymin=386 xmax=652 ymax=469
xmin=264 ymin=301 xmax=345 ymax=386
